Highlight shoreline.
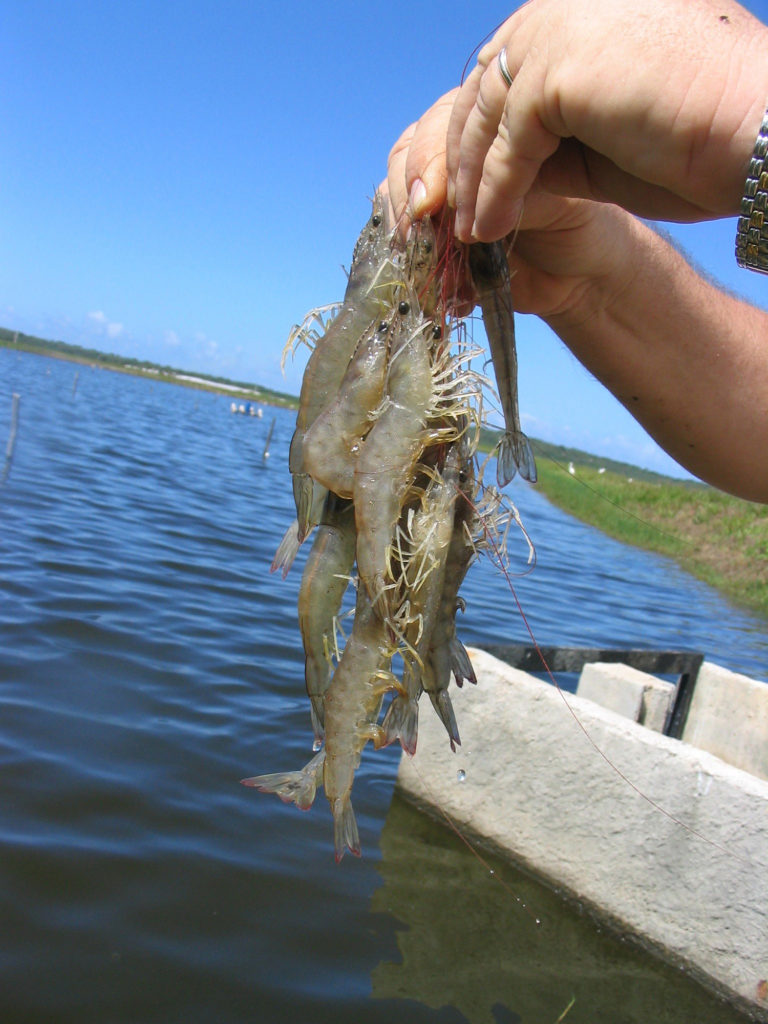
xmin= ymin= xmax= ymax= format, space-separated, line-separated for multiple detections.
xmin=530 ymin=457 xmax=768 ymax=621
xmin=0 ymin=337 xmax=298 ymax=410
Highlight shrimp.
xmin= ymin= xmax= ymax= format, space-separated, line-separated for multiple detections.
xmin=297 ymin=493 xmax=356 ymax=744
xmin=426 ymin=509 xmax=478 ymax=696
xmin=468 ymin=240 xmax=537 ymax=487
xmin=301 ymin=308 xmax=406 ymax=500
xmin=297 ymin=218 xmax=439 ymax=546
xmin=405 ymin=214 xmax=440 ymax=319
xmin=242 ymin=580 xmax=401 ymax=860
xmin=382 ymin=448 xmax=460 ymax=753
xmin=419 ymin=449 xmax=479 ymax=748
xmin=254 ymin=202 xmax=543 ymax=861
xmin=251 ymin=543 xmax=405 ymax=861
xmin=287 ymin=191 xmax=398 ymax=543
xmin=353 ymin=290 xmax=434 ymax=619
xmin=322 ymin=579 xmax=403 ymax=860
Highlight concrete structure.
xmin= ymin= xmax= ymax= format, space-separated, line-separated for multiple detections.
xmin=577 ymin=660 xmax=645 ymax=721
xmin=683 ymin=661 xmax=768 ymax=782
xmin=577 ymin=660 xmax=676 ymax=731
xmin=396 ymin=648 xmax=768 ymax=1020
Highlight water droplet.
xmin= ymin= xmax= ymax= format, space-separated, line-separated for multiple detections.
xmin=312 ymin=738 xmax=322 ymax=752
xmin=456 ymin=769 xmax=466 ymax=783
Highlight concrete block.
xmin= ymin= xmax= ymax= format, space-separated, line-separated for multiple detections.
xmin=640 ymin=674 xmax=676 ymax=732
xmin=397 ymin=647 xmax=768 ymax=1019
xmin=683 ymin=660 xmax=768 ymax=781
xmin=577 ymin=661 xmax=674 ymax=731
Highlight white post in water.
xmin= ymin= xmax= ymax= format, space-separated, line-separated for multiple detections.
xmin=262 ymin=417 xmax=275 ymax=461
xmin=5 ymin=393 xmax=20 ymax=461
xmin=2 ymin=392 xmax=20 ymax=482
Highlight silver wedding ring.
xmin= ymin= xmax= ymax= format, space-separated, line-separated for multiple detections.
xmin=498 ymin=46 xmax=513 ymax=88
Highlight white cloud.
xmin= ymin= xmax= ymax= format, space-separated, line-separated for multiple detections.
xmin=164 ymin=329 xmax=181 ymax=347
xmin=88 ymin=310 xmax=124 ymax=338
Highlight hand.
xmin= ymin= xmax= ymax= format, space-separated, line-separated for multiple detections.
xmin=447 ymin=0 xmax=768 ymax=241
xmin=386 ymin=88 xmax=639 ymax=327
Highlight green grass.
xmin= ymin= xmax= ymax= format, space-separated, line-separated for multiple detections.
xmin=532 ymin=456 xmax=768 ymax=619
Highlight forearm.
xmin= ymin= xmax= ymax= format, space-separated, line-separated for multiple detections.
xmin=547 ymin=215 xmax=768 ymax=502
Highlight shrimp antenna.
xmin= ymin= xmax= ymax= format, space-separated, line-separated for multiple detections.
xmin=459 ymin=19 xmax=511 ymax=84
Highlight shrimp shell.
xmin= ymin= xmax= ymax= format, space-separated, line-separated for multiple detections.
xmin=382 ymin=449 xmax=460 ymax=753
xmin=353 ymin=292 xmax=434 ymax=619
xmin=322 ymin=580 xmax=402 ymax=860
xmin=297 ymin=494 xmax=356 ymax=743
xmin=288 ymin=192 xmax=399 ymax=540
xmin=301 ymin=312 xmax=401 ymax=500
xmin=468 ymin=241 xmax=537 ymax=486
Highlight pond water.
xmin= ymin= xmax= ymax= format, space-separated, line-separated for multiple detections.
xmin=1 ymin=347 xmax=764 ymax=1022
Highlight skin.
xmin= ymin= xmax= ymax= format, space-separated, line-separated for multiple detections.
xmin=384 ymin=0 xmax=768 ymax=503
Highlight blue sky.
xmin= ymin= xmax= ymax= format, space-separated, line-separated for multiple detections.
xmin=4 ymin=0 xmax=768 ymax=477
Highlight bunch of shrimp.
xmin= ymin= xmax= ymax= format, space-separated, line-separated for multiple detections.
xmin=242 ymin=194 xmax=535 ymax=861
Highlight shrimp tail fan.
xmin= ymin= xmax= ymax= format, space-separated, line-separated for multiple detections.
xmin=450 ymin=637 xmax=476 ymax=687
xmin=271 ymin=519 xmax=302 ymax=577
xmin=381 ymin=696 xmax=419 ymax=756
xmin=296 ymin=476 xmax=328 ymax=543
xmin=497 ymin=431 xmax=537 ymax=487
xmin=331 ymin=796 xmax=361 ymax=862
xmin=241 ymin=751 xmax=325 ymax=811
xmin=428 ymin=690 xmax=461 ymax=752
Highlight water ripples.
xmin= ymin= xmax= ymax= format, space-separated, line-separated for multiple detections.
xmin=0 ymin=348 xmax=762 ymax=1023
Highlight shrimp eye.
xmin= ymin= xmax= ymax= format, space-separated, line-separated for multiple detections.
xmin=432 ymin=324 xmax=442 ymax=340
xmin=398 ymin=300 xmax=410 ymax=315
xmin=372 ymin=214 xmax=382 ymax=227
xmin=422 ymin=240 xmax=433 ymax=254
xmin=377 ymin=320 xmax=389 ymax=332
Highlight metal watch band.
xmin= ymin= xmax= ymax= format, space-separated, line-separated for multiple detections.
xmin=735 ymin=108 xmax=768 ymax=274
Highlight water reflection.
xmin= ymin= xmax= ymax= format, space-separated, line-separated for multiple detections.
xmin=371 ymin=794 xmax=749 ymax=1024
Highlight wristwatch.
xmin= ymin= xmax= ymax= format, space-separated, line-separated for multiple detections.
xmin=735 ymin=108 xmax=768 ymax=274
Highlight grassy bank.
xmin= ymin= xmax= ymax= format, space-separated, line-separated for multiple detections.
xmin=532 ymin=456 xmax=768 ymax=620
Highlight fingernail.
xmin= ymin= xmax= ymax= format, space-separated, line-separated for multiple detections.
xmin=408 ymin=178 xmax=428 ymax=217
xmin=453 ymin=209 xmax=472 ymax=243
xmin=446 ymin=179 xmax=456 ymax=209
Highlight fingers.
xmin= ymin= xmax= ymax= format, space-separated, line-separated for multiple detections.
xmin=386 ymin=123 xmax=417 ymax=234
xmin=448 ymin=14 xmax=563 ymax=242
xmin=449 ymin=48 xmax=513 ymax=239
xmin=404 ymin=90 xmax=457 ymax=218
xmin=445 ymin=62 xmax=483 ymax=206
xmin=470 ymin=58 xmax=561 ymax=241
xmin=387 ymin=89 xmax=458 ymax=236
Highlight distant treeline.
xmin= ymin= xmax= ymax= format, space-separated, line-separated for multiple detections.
xmin=0 ymin=326 xmax=297 ymax=406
